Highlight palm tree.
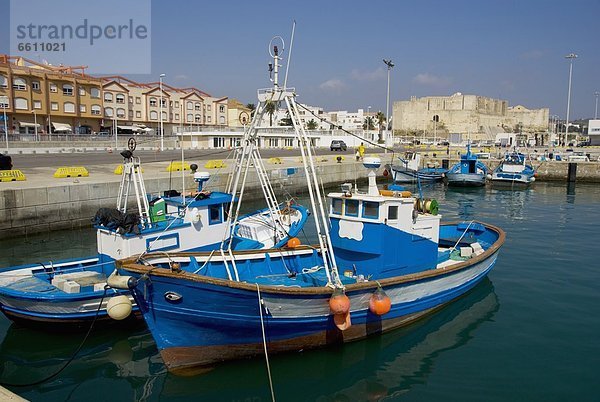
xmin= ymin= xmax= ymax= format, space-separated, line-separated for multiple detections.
xmin=376 ymin=111 xmax=386 ymax=130
xmin=363 ymin=116 xmax=375 ymax=130
xmin=265 ymin=101 xmax=276 ymax=126
xmin=307 ymin=119 xmax=318 ymax=130
xmin=245 ymin=103 xmax=256 ymax=118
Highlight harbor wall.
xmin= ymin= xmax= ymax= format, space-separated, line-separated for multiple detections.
xmin=1 ymin=159 xmax=599 ymax=239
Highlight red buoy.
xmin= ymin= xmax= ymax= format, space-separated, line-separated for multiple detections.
xmin=383 ymin=169 xmax=389 ymax=177
xmin=369 ymin=287 xmax=391 ymax=316
xmin=329 ymin=289 xmax=350 ymax=315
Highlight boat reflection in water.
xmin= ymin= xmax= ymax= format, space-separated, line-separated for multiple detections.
xmin=162 ymin=278 xmax=499 ymax=401
xmin=0 ymin=279 xmax=497 ymax=401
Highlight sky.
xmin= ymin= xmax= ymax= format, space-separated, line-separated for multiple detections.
xmin=1 ymin=0 xmax=599 ymax=120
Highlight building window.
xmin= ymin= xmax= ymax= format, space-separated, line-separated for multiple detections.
xmin=104 ymin=107 xmax=114 ymax=117
xmin=150 ymin=110 xmax=158 ymax=120
xmin=32 ymin=81 xmax=40 ymax=91
xmin=116 ymin=94 xmax=125 ymax=104
xmin=51 ymin=102 xmax=59 ymax=111
xmin=13 ymin=78 xmax=26 ymax=90
xmin=14 ymin=97 xmax=28 ymax=110
xmin=284 ymin=138 xmax=293 ymax=147
xmin=33 ymin=100 xmax=42 ymax=109
xmin=128 ymin=96 xmax=133 ymax=104
xmin=136 ymin=111 xmax=141 ymax=118
xmin=104 ymin=92 xmax=113 ymax=102
xmin=219 ymin=105 xmax=225 ymax=113
xmin=90 ymin=88 xmax=100 ymax=98
xmin=363 ymin=201 xmax=379 ymax=219
xmin=187 ymin=101 xmax=193 ymax=110
xmin=79 ymin=87 xmax=86 ymax=96
xmin=213 ymin=137 xmax=225 ymax=148
xmin=345 ymin=200 xmax=359 ymax=217
xmin=219 ymin=116 xmax=225 ymax=124
xmin=64 ymin=102 xmax=75 ymax=113
xmin=0 ymin=75 xmax=7 ymax=88
xmin=91 ymin=104 xmax=101 ymax=115
xmin=186 ymin=113 xmax=193 ymax=122
xmin=174 ymin=101 xmax=179 ymax=108
xmin=174 ymin=113 xmax=179 ymax=120
xmin=149 ymin=97 xmax=157 ymax=107
xmin=117 ymin=108 xmax=126 ymax=118
xmin=160 ymin=98 xmax=166 ymax=107
xmin=207 ymin=116 xmax=211 ymax=123
xmin=136 ymin=97 xmax=141 ymax=104
xmin=194 ymin=114 xmax=201 ymax=123
xmin=50 ymin=83 xmax=57 ymax=93
xmin=207 ymin=105 xmax=211 ymax=111
xmin=0 ymin=97 xmax=8 ymax=108
xmin=80 ymin=104 xmax=86 ymax=113
xmin=161 ymin=111 xmax=167 ymax=120
xmin=331 ymin=198 xmax=342 ymax=215
xmin=209 ymin=205 xmax=222 ymax=225
xmin=63 ymin=84 xmax=73 ymax=96
xmin=128 ymin=110 xmax=133 ymax=118
xmin=195 ymin=102 xmax=201 ymax=111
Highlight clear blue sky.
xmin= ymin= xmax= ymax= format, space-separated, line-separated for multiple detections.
xmin=2 ymin=0 xmax=599 ymax=119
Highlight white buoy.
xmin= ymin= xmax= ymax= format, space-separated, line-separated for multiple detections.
xmin=107 ymin=295 xmax=133 ymax=320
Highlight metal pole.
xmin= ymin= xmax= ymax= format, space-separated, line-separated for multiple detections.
xmin=383 ymin=59 xmax=394 ymax=153
xmin=2 ymin=98 xmax=8 ymax=151
xmin=33 ymin=111 xmax=38 ymax=141
xmin=159 ymin=73 xmax=166 ymax=151
xmin=594 ymin=91 xmax=599 ymax=120
xmin=564 ymin=53 xmax=577 ymax=146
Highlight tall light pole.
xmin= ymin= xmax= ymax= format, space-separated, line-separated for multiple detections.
xmin=32 ymin=110 xmax=38 ymax=141
xmin=1 ymin=96 xmax=8 ymax=151
xmin=594 ymin=91 xmax=599 ymax=120
xmin=383 ymin=59 xmax=394 ymax=151
xmin=366 ymin=105 xmax=371 ymax=137
xmin=564 ymin=53 xmax=577 ymax=146
xmin=159 ymin=73 xmax=166 ymax=151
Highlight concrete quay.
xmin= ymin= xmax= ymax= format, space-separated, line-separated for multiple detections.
xmin=0 ymin=155 xmax=370 ymax=240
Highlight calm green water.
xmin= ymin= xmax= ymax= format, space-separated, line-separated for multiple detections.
xmin=0 ymin=182 xmax=599 ymax=401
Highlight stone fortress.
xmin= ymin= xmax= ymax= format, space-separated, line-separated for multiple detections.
xmin=392 ymin=92 xmax=549 ymax=142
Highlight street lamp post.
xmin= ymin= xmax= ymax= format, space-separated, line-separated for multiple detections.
xmin=564 ymin=53 xmax=577 ymax=146
xmin=383 ymin=59 xmax=394 ymax=152
xmin=159 ymin=73 xmax=166 ymax=151
xmin=594 ymin=91 xmax=599 ymax=120
xmin=1 ymin=96 xmax=8 ymax=151
xmin=32 ymin=110 xmax=38 ymax=141
xmin=366 ymin=105 xmax=371 ymax=138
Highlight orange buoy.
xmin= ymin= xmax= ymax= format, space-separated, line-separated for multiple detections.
xmin=287 ymin=237 xmax=301 ymax=248
xmin=369 ymin=287 xmax=391 ymax=316
xmin=329 ymin=288 xmax=350 ymax=315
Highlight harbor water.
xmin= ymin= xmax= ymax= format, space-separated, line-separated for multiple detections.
xmin=0 ymin=181 xmax=599 ymax=401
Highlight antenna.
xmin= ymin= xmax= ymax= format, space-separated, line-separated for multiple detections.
xmin=283 ymin=20 xmax=296 ymax=89
xmin=268 ymin=36 xmax=285 ymax=87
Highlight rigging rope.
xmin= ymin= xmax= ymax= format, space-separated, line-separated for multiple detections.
xmin=256 ymin=284 xmax=276 ymax=402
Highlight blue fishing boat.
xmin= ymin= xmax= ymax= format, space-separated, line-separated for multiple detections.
xmin=490 ymin=151 xmax=536 ymax=186
xmin=385 ymin=152 xmax=447 ymax=183
xmin=0 ymin=143 xmax=308 ymax=328
xmin=109 ymin=38 xmax=505 ymax=374
xmin=445 ymin=143 xmax=489 ymax=187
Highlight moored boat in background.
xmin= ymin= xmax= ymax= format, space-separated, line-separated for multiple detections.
xmin=445 ymin=143 xmax=489 ymax=187
xmin=490 ymin=150 xmax=536 ymax=186
xmin=385 ymin=152 xmax=448 ymax=183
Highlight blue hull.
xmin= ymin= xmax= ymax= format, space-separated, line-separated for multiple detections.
xmin=119 ymin=222 xmax=504 ymax=373
xmin=446 ymin=173 xmax=487 ymax=187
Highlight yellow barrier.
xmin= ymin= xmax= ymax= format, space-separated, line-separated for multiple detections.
xmin=114 ymin=165 xmax=143 ymax=175
xmin=166 ymin=161 xmax=191 ymax=172
xmin=53 ymin=167 xmax=89 ymax=178
xmin=334 ymin=156 xmax=345 ymax=162
xmin=268 ymin=157 xmax=282 ymax=164
xmin=0 ymin=170 xmax=26 ymax=182
xmin=204 ymin=160 xmax=225 ymax=169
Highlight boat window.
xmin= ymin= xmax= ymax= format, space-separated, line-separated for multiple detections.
xmin=345 ymin=200 xmax=359 ymax=217
xmin=363 ymin=201 xmax=379 ymax=219
xmin=209 ymin=205 xmax=222 ymax=225
xmin=331 ymin=198 xmax=342 ymax=215
xmin=388 ymin=205 xmax=398 ymax=220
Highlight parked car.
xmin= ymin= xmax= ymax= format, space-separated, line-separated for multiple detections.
xmin=0 ymin=154 xmax=12 ymax=170
xmin=96 ymin=131 xmax=112 ymax=136
xmin=330 ymin=140 xmax=347 ymax=151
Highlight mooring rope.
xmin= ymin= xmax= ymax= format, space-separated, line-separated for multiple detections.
xmin=256 ymin=283 xmax=276 ymax=402
xmin=450 ymin=221 xmax=475 ymax=252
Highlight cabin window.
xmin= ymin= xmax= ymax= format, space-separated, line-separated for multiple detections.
xmin=345 ymin=200 xmax=359 ymax=217
xmin=388 ymin=205 xmax=398 ymax=220
xmin=363 ymin=201 xmax=379 ymax=219
xmin=209 ymin=205 xmax=222 ymax=224
xmin=331 ymin=198 xmax=342 ymax=215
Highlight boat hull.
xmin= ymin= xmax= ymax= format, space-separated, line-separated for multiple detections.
xmin=120 ymin=225 xmax=502 ymax=373
xmin=387 ymin=165 xmax=446 ymax=183
xmin=446 ymin=173 xmax=487 ymax=187
xmin=490 ymin=173 xmax=534 ymax=186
